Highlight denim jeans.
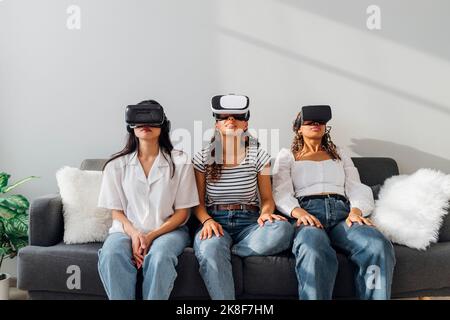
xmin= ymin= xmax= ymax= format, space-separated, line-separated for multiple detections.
xmin=194 ymin=209 xmax=294 ymax=300
xmin=97 ymin=225 xmax=190 ymax=300
xmin=292 ymin=197 xmax=396 ymax=300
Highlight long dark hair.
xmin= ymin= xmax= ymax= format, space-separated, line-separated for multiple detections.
xmin=102 ymin=100 xmax=176 ymax=178
xmin=291 ymin=111 xmax=341 ymax=161
xmin=205 ymin=129 xmax=259 ymax=182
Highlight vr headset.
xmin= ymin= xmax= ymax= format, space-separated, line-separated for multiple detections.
xmin=294 ymin=105 xmax=332 ymax=129
xmin=211 ymin=94 xmax=250 ymax=121
xmin=125 ymin=100 xmax=170 ymax=133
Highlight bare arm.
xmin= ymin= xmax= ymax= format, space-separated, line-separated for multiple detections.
xmin=257 ymin=164 xmax=276 ymax=215
xmin=256 ymin=164 xmax=287 ymax=226
xmin=146 ymin=208 xmax=190 ymax=241
xmin=112 ymin=209 xmax=139 ymax=237
xmin=192 ymin=168 xmax=224 ymax=239
xmin=193 ymin=169 xmax=212 ymax=224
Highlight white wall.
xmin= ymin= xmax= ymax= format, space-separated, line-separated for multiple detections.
xmin=1 ymin=0 xmax=450 ymax=276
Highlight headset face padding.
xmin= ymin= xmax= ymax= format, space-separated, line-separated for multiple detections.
xmin=127 ymin=119 xmax=170 ymax=134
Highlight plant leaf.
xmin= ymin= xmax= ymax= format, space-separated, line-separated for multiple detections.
xmin=0 ymin=239 xmax=13 ymax=257
xmin=4 ymin=214 xmax=29 ymax=238
xmin=1 ymin=195 xmax=30 ymax=211
xmin=0 ymin=204 xmax=16 ymax=219
xmin=0 ymin=173 xmax=11 ymax=191
xmin=9 ymin=236 xmax=28 ymax=253
xmin=1 ymin=176 xmax=39 ymax=193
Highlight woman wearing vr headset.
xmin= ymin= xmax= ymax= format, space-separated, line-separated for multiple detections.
xmin=272 ymin=106 xmax=395 ymax=300
xmin=97 ymin=100 xmax=199 ymax=300
xmin=192 ymin=94 xmax=294 ymax=300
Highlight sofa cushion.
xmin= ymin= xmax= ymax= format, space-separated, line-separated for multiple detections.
xmin=241 ymin=242 xmax=450 ymax=299
xmin=170 ymin=248 xmax=244 ymax=299
xmin=18 ymin=242 xmax=106 ymax=296
xmin=18 ymin=243 xmax=244 ymax=299
xmin=391 ymin=242 xmax=450 ymax=295
xmin=241 ymin=250 xmax=357 ymax=299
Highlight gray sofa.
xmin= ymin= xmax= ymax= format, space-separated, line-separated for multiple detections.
xmin=17 ymin=157 xmax=450 ymax=299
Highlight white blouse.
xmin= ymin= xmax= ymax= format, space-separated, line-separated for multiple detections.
xmin=272 ymin=147 xmax=374 ymax=217
xmin=97 ymin=149 xmax=200 ymax=234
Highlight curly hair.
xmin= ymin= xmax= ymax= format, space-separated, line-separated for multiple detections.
xmin=291 ymin=111 xmax=341 ymax=161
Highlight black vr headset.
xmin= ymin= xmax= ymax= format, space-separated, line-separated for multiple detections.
xmin=294 ymin=105 xmax=332 ymax=130
xmin=125 ymin=100 xmax=170 ymax=133
xmin=211 ymin=94 xmax=250 ymax=121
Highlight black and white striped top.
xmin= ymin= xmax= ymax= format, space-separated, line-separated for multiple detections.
xmin=192 ymin=139 xmax=271 ymax=206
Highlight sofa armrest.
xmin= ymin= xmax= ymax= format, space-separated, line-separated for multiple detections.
xmin=29 ymin=194 xmax=64 ymax=246
xmin=438 ymin=204 xmax=450 ymax=242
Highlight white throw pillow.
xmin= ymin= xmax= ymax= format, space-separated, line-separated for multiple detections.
xmin=56 ymin=166 xmax=112 ymax=244
xmin=372 ymin=168 xmax=450 ymax=250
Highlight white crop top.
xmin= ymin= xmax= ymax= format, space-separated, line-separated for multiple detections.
xmin=272 ymin=147 xmax=374 ymax=217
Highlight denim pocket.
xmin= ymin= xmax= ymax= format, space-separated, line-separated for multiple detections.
xmin=298 ymin=198 xmax=312 ymax=209
xmin=334 ymin=199 xmax=351 ymax=221
xmin=336 ymin=199 xmax=350 ymax=211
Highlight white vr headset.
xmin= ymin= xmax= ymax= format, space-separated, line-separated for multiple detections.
xmin=211 ymin=94 xmax=250 ymax=120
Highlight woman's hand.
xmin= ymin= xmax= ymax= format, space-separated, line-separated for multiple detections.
xmin=199 ymin=219 xmax=224 ymax=240
xmin=139 ymin=232 xmax=156 ymax=257
xmin=257 ymin=213 xmax=287 ymax=227
xmin=346 ymin=208 xmax=374 ymax=227
xmin=291 ymin=207 xmax=323 ymax=228
xmin=130 ymin=230 xmax=144 ymax=269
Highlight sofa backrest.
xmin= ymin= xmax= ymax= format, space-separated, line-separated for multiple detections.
xmin=80 ymin=157 xmax=399 ymax=187
xmin=351 ymin=158 xmax=399 ymax=186
xmin=80 ymin=159 xmax=108 ymax=171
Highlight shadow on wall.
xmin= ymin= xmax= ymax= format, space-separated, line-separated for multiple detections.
xmin=217 ymin=27 xmax=450 ymax=117
xmin=280 ymin=0 xmax=450 ymax=62
xmin=349 ymin=138 xmax=450 ymax=174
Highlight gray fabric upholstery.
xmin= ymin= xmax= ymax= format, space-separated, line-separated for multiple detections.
xmin=18 ymin=242 xmax=106 ymax=296
xmin=352 ymin=157 xmax=399 ymax=186
xmin=241 ymin=251 xmax=357 ymax=298
xmin=392 ymin=242 xmax=450 ymax=294
xmin=80 ymin=159 xmax=107 ymax=171
xmin=170 ymin=248 xmax=244 ymax=299
xmin=29 ymin=194 xmax=64 ymax=246
xmin=438 ymin=206 xmax=450 ymax=242
xmin=17 ymin=156 xmax=450 ymax=299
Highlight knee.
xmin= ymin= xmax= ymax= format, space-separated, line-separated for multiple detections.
xmin=364 ymin=234 xmax=395 ymax=262
xmin=272 ymin=220 xmax=295 ymax=240
xmin=256 ymin=221 xmax=294 ymax=254
xmin=99 ymin=246 xmax=130 ymax=266
xmin=195 ymin=236 xmax=229 ymax=260
xmin=293 ymin=228 xmax=336 ymax=263
xmin=293 ymin=227 xmax=329 ymax=250
xmin=144 ymin=249 xmax=175 ymax=268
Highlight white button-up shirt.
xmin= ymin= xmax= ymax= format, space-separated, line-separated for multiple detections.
xmin=97 ymin=149 xmax=200 ymax=234
xmin=272 ymin=147 xmax=375 ymax=217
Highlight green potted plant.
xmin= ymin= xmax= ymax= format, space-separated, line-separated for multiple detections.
xmin=0 ymin=172 xmax=38 ymax=300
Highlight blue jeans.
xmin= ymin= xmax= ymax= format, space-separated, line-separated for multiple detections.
xmin=97 ymin=226 xmax=190 ymax=300
xmin=292 ymin=197 xmax=396 ymax=300
xmin=194 ymin=209 xmax=294 ymax=300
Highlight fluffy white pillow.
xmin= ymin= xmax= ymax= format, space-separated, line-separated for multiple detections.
xmin=372 ymin=168 xmax=450 ymax=250
xmin=56 ymin=167 xmax=112 ymax=244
